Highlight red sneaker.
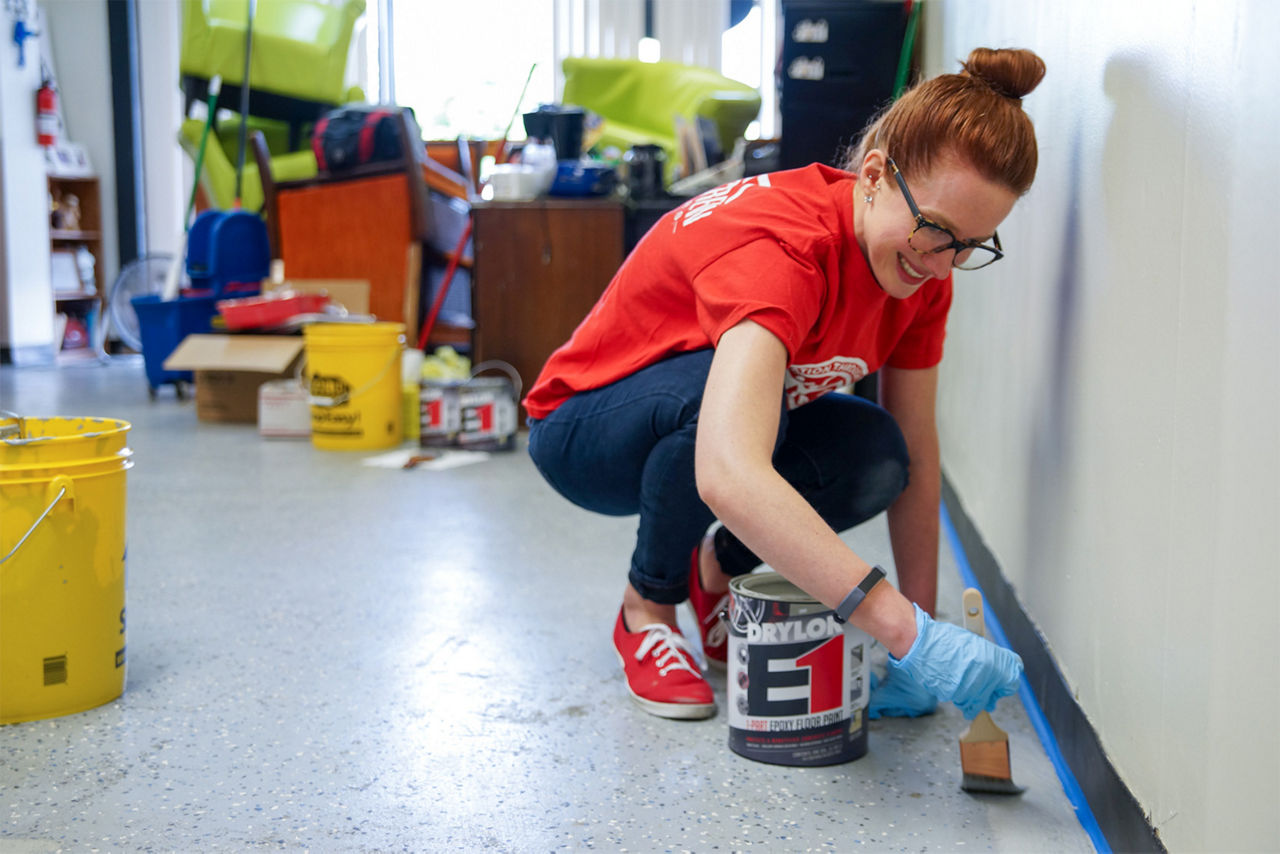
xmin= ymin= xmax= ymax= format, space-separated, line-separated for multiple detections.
xmin=685 ymin=544 xmax=730 ymax=669
xmin=612 ymin=608 xmax=716 ymax=719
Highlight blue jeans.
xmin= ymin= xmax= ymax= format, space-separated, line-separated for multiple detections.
xmin=527 ymin=350 xmax=910 ymax=604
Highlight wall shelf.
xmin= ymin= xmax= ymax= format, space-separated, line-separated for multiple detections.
xmin=48 ymin=174 xmax=104 ymax=352
xmin=50 ymin=228 xmax=102 ymax=241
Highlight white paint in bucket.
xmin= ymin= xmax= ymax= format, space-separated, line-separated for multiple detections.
xmin=726 ymin=571 xmax=870 ymax=766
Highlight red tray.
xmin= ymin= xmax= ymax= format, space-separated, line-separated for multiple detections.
xmin=217 ymin=292 xmax=331 ymax=331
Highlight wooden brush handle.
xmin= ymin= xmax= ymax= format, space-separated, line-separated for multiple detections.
xmin=962 ymin=588 xmax=986 ymax=637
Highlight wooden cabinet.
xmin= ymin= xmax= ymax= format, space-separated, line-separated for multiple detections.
xmin=471 ymin=199 xmax=624 ymax=413
xmin=48 ymin=175 xmax=103 ymax=353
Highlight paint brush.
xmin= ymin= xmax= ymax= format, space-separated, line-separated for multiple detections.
xmin=959 ymin=588 xmax=1026 ymax=795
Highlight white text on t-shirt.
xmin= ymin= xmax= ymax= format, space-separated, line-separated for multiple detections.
xmin=674 ymin=174 xmax=773 ymax=228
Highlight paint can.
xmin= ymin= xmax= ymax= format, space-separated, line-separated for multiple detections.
xmin=456 ymin=376 xmax=518 ymax=451
xmin=726 ymin=571 xmax=871 ymax=766
xmin=419 ymin=361 xmax=520 ymax=451
xmin=419 ymin=381 xmax=461 ymax=447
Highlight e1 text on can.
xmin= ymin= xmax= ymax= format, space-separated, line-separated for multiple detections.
xmin=726 ymin=571 xmax=871 ymax=766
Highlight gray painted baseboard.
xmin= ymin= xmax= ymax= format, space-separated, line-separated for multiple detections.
xmin=941 ymin=475 xmax=1164 ymax=853
xmin=1 ymin=344 xmax=57 ymax=367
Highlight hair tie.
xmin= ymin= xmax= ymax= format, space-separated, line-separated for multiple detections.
xmin=962 ymin=64 xmax=1023 ymax=101
xmin=978 ymin=77 xmax=1020 ymax=101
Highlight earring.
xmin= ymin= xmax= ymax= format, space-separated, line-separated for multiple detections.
xmin=863 ymin=194 xmax=874 ymax=204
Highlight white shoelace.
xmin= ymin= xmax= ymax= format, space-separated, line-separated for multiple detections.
xmin=634 ymin=623 xmax=703 ymax=678
xmin=701 ymin=593 xmax=731 ymax=648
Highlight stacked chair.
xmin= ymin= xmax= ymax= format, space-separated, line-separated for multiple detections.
xmin=177 ymin=0 xmax=366 ymax=211
xmin=177 ymin=0 xmax=475 ymax=348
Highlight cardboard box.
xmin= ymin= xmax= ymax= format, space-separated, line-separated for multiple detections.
xmin=258 ymin=379 xmax=311 ymax=438
xmin=163 ymin=334 xmax=305 ymax=423
xmin=263 ymin=279 xmax=371 ymax=316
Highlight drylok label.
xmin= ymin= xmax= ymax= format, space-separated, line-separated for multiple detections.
xmin=729 ymin=633 xmax=846 ymax=728
xmin=727 ymin=587 xmax=869 ymax=765
xmin=744 ymin=614 xmax=842 ymax=644
xmin=457 ymin=386 xmax=516 ymax=445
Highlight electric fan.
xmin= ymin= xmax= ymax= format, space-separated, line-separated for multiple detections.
xmin=102 ymin=254 xmax=185 ymax=354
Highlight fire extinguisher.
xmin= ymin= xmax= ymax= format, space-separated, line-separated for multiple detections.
xmin=37 ymin=79 xmax=58 ymax=148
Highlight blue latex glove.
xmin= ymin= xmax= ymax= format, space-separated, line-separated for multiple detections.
xmin=890 ymin=603 xmax=1023 ymax=720
xmin=868 ymin=666 xmax=938 ymax=719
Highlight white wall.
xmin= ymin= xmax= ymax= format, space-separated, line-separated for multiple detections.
xmin=0 ymin=0 xmax=184 ymax=361
xmin=927 ymin=2 xmax=1279 ymax=850
xmin=43 ymin=0 xmax=185 ymax=272
xmin=136 ymin=0 xmax=185 ymax=259
xmin=0 ymin=3 xmax=56 ymax=362
xmin=41 ymin=0 xmax=118 ymax=294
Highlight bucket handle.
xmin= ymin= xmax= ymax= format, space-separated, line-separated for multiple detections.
xmin=307 ymin=345 xmax=404 ymax=409
xmin=0 ymin=409 xmax=24 ymax=440
xmin=0 ymin=475 xmax=75 ymax=566
xmin=470 ymin=360 xmax=523 ymax=401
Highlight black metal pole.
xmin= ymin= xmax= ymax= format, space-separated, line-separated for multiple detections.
xmin=233 ymin=0 xmax=257 ymax=206
xmin=107 ymin=0 xmax=143 ymax=263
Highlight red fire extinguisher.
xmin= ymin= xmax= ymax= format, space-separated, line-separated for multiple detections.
xmin=37 ymin=79 xmax=58 ymax=148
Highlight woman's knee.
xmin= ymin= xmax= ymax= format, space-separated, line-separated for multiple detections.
xmin=853 ymin=402 xmax=911 ymax=497
xmin=779 ymin=393 xmax=911 ymax=507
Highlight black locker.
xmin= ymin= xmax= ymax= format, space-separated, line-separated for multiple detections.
xmin=779 ymin=0 xmax=910 ymax=170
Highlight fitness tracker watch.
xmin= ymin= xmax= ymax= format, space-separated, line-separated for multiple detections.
xmin=832 ymin=565 xmax=886 ymax=624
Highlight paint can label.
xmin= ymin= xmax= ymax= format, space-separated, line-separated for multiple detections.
xmin=726 ymin=573 xmax=869 ymax=766
xmin=456 ymin=378 xmax=517 ymax=451
xmin=419 ymin=382 xmax=460 ymax=447
xmin=420 ymin=377 xmax=517 ymax=450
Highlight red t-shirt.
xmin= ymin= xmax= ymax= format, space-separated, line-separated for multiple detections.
xmin=523 ymin=163 xmax=953 ymax=419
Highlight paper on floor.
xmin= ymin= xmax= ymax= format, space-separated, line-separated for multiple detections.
xmin=361 ymin=447 xmax=492 ymax=470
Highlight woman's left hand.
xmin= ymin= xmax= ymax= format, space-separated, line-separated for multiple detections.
xmin=890 ymin=603 xmax=1023 ymax=719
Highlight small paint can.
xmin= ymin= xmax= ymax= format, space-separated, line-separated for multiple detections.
xmin=418 ymin=361 xmax=521 ymax=451
xmin=726 ymin=571 xmax=870 ymax=766
xmin=419 ymin=381 xmax=461 ymax=448
xmin=456 ymin=376 xmax=518 ymax=451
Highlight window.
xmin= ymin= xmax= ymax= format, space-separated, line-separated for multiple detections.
xmin=379 ymin=1 xmax=555 ymax=141
xmin=361 ymin=0 xmax=777 ymax=144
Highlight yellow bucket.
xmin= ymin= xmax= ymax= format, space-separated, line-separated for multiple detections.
xmin=0 ymin=414 xmax=132 ymax=725
xmin=303 ymin=322 xmax=405 ymax=451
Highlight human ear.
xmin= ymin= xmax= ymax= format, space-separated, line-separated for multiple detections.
xmin=859 ymin=149 xmax=888 ymax=193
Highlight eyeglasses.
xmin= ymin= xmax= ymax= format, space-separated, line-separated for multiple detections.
xmin=886 ymin=157 xmax=1004 ymax=271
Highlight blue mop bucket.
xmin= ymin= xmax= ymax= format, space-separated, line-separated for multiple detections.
xmin=133 ymin=210 xmax=269 ymax=392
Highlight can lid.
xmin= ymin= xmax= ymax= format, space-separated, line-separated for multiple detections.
xmin=458 ymin=377 xmax=512 ymax=390
xmin=729 ymin=571 xmax=816 ymax=604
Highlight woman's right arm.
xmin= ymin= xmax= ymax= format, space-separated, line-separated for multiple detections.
xmin=695 ymin=319 xmax=919 ymax=658
xmin=696 ymin=320 xmax=1024 ymax=719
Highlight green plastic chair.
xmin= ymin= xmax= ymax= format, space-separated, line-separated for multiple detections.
xmin=179 ymin=0 xmax=365 ymax=210
xmin=180 ymin=115 xmax=318 ymax=212
xmin=560 ymin=57 xmax=761 ymax=183
xmin=180 ymin=0 xmax=365 ymax=147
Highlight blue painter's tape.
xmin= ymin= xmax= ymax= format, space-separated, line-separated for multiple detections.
xmin=939 ymin=500 xmax=1111 ymax=854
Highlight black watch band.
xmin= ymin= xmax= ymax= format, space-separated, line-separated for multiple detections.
xmin=833 ymin=565 xmax=886 ymax=624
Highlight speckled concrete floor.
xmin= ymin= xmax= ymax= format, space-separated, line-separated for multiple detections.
xmin=1 ymin=357 xmax=1093 ymax=852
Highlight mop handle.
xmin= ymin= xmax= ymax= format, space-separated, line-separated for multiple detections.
xmin=233 ymin=0 xmax=257 ymax=207
xmin=185 ymin=76 xmax=221 ymax=230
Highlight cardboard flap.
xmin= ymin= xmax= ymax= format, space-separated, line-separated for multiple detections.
xmin=163 ymin=334 xmax=304 ymax=374
xmin=266 ymin=279 xmax=371 ymax=315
